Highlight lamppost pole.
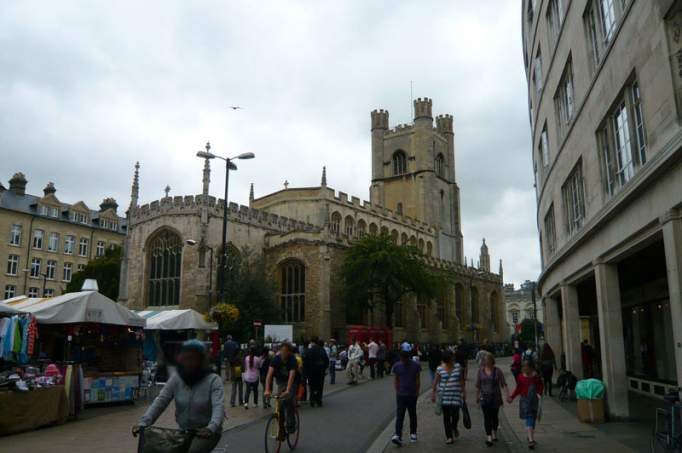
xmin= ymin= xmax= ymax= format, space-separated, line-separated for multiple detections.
xmin=196 ymin=146 xmax=255 ymax=307
xmin=218 ymin=157 xmax=231 ymax=305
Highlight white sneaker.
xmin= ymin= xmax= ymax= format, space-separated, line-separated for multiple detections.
xmin=391 ymin=434 xmax=402 ymax=446
xmin=410 ymin=434 xmax=417 ymax=443
xmin=243 ymin=403 xmax=249 ymax=409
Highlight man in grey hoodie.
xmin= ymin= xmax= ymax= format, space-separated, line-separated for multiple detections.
xmin=134 ymin=340 xmax=225 ymax=453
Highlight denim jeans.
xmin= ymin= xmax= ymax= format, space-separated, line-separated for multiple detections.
xmin=329 ymin=360 xmax=336 ymax=384
xmin=244 ymin=381 xmax=258 ymax=405
xmin=395 ymin=395 xmax=418 ymax=438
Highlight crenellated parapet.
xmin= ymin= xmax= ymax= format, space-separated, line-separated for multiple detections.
xmin=131 ymin=194 xmax=318 ymax=233
xmin=330 ymin=188 xmax=435 ymax=234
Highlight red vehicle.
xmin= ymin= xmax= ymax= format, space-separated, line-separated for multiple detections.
xmin=345 ymin=325 xmax=392 ymax=347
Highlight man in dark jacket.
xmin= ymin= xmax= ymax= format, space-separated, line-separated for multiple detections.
xmin=304 ymin=338 xmax=329 ymax=407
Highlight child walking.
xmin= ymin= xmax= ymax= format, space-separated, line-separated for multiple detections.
xmin=508 ymin=360 xmax=543 ymax=450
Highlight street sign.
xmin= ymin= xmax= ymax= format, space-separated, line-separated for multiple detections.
xmin=253 ymin=320 xmax=263 ymax=327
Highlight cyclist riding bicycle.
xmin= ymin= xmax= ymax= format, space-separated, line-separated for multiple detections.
xmin=132 ymin=340 xmax=226 ymax=453
xmin=264 ymin=342 xmax=299 ymax=433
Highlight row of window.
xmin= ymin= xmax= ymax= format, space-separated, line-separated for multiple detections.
xmin=6 ymin=254 xmax=83 ymax=281
xmin=30 ymin=205 xmax=118 ymax=231
xmin=530 ymin=0 xmax=631 ymax=136
xmin=542 ymin=76 xmax=647 ymax=257
xmin=391 ymin=150 xmax=446 ymax=178
xmin=510 ymin=309 xmax=536 ymax=325
xmin=329 ymin=213 xmax=434 ymax=255
xmin=4 ymin=285 xmax=56 ymax=299
xmin=8 ymin=225 xmax=107 ymax=257
xmin=394 ymin=286 xmax=499 ymax=332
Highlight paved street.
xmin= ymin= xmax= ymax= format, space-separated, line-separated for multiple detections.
xmin=218 ymin=370 xmax=431 ymax=453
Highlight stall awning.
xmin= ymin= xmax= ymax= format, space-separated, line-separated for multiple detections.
xmin=1 ymin=291 xmax=145 ymax=327
xmin=135 ymin=309 xmax=216 ymax=330
xmin=0 ymin=303 xmax=20 ymax=315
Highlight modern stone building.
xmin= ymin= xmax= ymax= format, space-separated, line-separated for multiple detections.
xmin=119 ymin=99 xmax=507 ymax=344
xmin=0 ymin=172 xmax=126 ymax=299
xmin=504 ymin=281 xmax=543 ymax=333
xmin=522 ymin=0 xmax=682 ymax=416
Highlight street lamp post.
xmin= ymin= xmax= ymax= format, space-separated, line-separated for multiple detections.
xmin=531 ymin=281 xmax=538 ymax=347
xmin=196 ymin=146 xmax=255 ymax=306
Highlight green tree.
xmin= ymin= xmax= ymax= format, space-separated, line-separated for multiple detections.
xmin=341 ymin=233 xmax=444 ymax=328
xmin=66 ymin=245 xmax=121 ymax=299
xmin=518 ymin=318 xmax=544 ymax=345
xmin=220 ymin=246 xmax=278 ymax=341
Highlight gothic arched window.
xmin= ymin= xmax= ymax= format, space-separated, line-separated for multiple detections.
xmin=391 ymin=229 xmax=399 ymax=244
xmin=330 ymin=212 xmax=341 ymax=235
xmin=357 ymin=219 xmax=367 ymax=237
xmin=489 ymin=291 xmax=498 ymax=333
xmin=401 ymin=232 xmax=408 ymax=246
xmin=147 ymin=229 xmax=182 ymax=307
xmin=344 ymin=215 xmax=354 ymax=237
xmin=435 ymin=153 xmax=445 ymax=177
xmin=419 ymin=238 xmax=425 ymax=253
xmin=471 ymin=286 xmax=480 ymax=323
xmin=280 ymin=259 xmax=305 ymax=322
xmin=380 ymin=226 xmax=389 ymax=236
xmin=393 ymin=150 xmax=407 ymax=175
xmin=454 ymin=284 xmax=464 ymax=322
xmin=369 ymin=223 xmax=378 ymax=236
xmin=426 ymin=241 xmax=433 ymax=256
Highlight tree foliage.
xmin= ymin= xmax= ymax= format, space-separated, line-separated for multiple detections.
xmin=341 ymin=234 xmax=444 ymax=327
xmin=518 ymin=318 xmax=544 ymax=344
xmin=218 ymin=246 xmax=278 ymax=341
xmin=66 ymin=245 xmax=121 ymax=299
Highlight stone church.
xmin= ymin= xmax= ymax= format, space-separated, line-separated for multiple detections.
xmin=119 ymin=98 xmax=506 ymax=343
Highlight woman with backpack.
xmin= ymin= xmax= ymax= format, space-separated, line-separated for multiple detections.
xmin=508 ymin=360 xmax=544 ymax=450
xmin=476 ymin=352 xmax=510 ymax=447
xmin=431 ymin=350 xmax=464 ymax=444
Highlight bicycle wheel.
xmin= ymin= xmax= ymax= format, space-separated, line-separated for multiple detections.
xmin=286 ymin=410 xmax=301 ymax=450
xmin=265 ymin=415 xmax=283 ymax=453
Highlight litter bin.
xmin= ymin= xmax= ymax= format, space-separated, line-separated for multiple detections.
xmin=575 ymin=379 xmax=605 ymax=424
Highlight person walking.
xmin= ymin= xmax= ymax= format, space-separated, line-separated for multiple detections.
xmin=304 ymin=338 xmax=329 ymax=407
xmin=327 ymin=339 xmax=338 ymax=385
xmin=476 ymin=353 xmax=510 ymax=447
xmin=223 ymin=335 xmax=240 ymax=378
xmin=540 ymin=343 xmax=556 ymax=396
xmin=377 ymin=340 xmax=387 ymax=379
xmin=390 ymin=345 xmax=421 ymax=446
xmin=368 ymin=338 xmax=379 ymax=379
xmin=134 ymin=340 xmax=225 ymax=453
xmin=431 ymin=350 xmax=463 ymax=445
xmin=243 ymin=347 xmax=261 ymax=409
xmin=522 ymin=344 xmax=538 ymax=365
xmin=511 ymin=349 xmax=522 ymax=383
xmin=259 ymin=346 xmax=272 ymax=408
xmin=508 ymin=360 xmax=544 ymax=450
xmin=229 ymin=350 xmax=244 ymax=408
xmin=346 ymin=338 xmax=363 ymax=385
xmin=428 ymin=344 xmax=442 ymax=382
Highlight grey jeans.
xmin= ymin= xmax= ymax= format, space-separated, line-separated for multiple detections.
xmin=188 ymin=432 xmax=221 ymax=453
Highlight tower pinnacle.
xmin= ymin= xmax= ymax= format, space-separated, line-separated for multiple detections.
xmin=321 ymin=166 xmax=327 ymax=186
xmin=129 ymin=162 xmax=140 ymax=210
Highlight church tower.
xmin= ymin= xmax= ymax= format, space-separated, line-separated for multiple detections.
xmin=369 ymin=98 xmax=464 ymax=263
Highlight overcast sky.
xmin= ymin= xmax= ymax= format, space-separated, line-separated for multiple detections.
xmin=0 ymin=1 xmax=539 ymax=286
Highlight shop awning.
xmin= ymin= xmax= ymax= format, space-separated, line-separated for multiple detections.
xmin=1 ymin=291 xmax=145 ymax=327
xmin=0 ymin=303 xmax=20 ymax=315
xmin=134 ymin=309 xmax=217 ymax=330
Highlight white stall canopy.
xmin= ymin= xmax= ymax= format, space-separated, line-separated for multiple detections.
xmin=135 ymin=309 xmax=217 ymax=331
xmin=1 ymin=291 xmax=145 ymax=327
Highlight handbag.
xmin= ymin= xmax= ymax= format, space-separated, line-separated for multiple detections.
xmin=137 ymin=427 xmax=191 ymax=453
xmin=462 ymin=401 xmax=472 ymax=429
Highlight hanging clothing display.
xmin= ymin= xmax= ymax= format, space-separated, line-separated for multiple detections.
xmin=0 ymin=314 xmax=36 ymax=363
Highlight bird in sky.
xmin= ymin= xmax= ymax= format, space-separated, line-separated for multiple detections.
xmin=228 ymin=106 xmax=242 ymax=110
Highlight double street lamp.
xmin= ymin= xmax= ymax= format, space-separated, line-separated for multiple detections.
xmin=196 ymin=146 xmax=255 ymax=306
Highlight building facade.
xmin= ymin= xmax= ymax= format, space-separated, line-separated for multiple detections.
xmin=504 ymin=281 xmax=543 ymax=333
xmin=0 ymin=172 xmax=126 ymax=299
xmin=522 ymin=0 xmax=682 ymax=416
xmin=119 ymin=99 xmax=507 ymax=344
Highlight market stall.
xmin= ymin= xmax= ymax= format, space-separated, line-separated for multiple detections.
xmin=0 ymin=302 xmax=68 ymax=435
xmin=2 ymin=292 xmax=145 ymax=407
xmin=134 ymin=309 xmax=217 ymax=380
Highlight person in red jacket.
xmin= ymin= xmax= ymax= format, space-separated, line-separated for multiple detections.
xmin=508 ymin=360 xmax=544 ymax=450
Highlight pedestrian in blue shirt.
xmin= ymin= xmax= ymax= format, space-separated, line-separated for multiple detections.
xmin=390 ymin=347 xmax=421 ymax=446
